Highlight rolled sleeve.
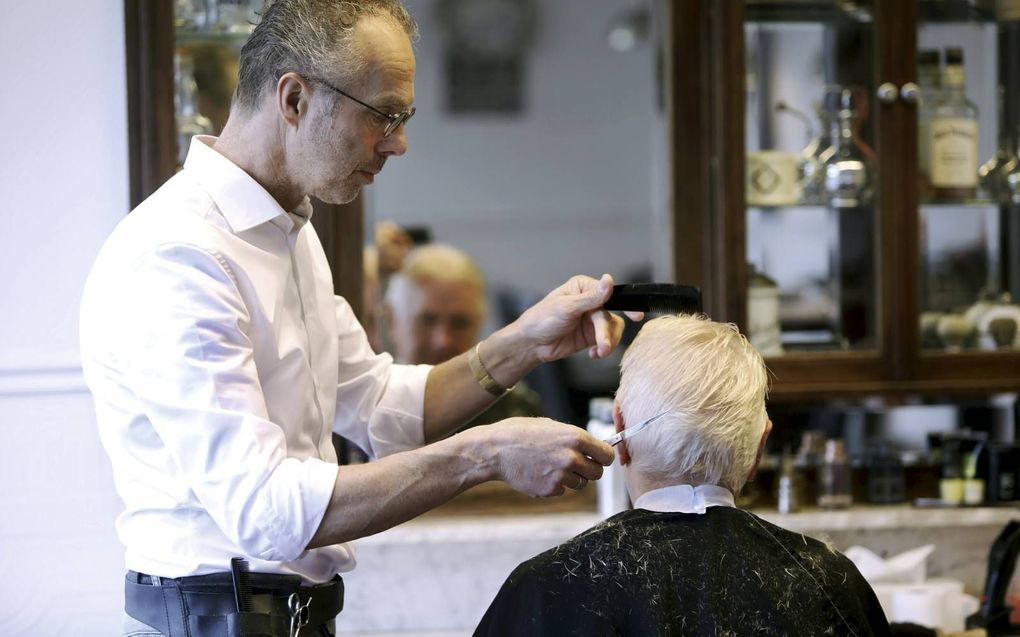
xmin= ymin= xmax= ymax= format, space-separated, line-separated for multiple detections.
xmin=332 ymin=296 xmax=432 ymax=458
xmin=123 ymin=245 xmax=337 ymax=561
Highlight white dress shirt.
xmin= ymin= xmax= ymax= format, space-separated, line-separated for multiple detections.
xmin=80 ymin=136 xmax=431 ymax=583
xmin=632 ymin=484 xmax=736 ymax=514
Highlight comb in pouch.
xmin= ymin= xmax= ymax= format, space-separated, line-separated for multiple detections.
xmin=230 ymin=557 xmax=254 ymax=613
xmin=604 ymin=283 xmax=702 ymax=314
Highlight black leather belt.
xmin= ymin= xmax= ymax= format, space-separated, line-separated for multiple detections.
xmin=125 ymin=570 xmax=344 ymax=637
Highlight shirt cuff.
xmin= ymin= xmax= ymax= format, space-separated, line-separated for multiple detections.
xmin=367 ymin=363 xmax=432 ymax=458
xmin=256 ymin=457 xmax=339 ymax=562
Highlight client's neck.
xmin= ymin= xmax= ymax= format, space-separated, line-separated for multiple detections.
xmin=625 ymin=470 xmax=730 ymax=503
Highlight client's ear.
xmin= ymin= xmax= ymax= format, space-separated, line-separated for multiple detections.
xmin=613 ymin=399 xmax=631 ymax=466
xmin=746 ymin=418 xmax=773 ymax=481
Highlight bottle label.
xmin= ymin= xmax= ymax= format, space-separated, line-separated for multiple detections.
xmin=930 ymin=117 xmax=978 ymax=188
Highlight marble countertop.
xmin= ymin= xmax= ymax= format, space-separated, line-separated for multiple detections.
xmin=755 ymin=504 xmax=1020 ymax=532
xmin=356 ymin=504 xmax=1020 ymax=545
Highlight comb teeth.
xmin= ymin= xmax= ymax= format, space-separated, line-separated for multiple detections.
xmin=604 ymin=283 xmax=702 ymax=314
xmin=231 ymin=557 xmax=254 ymax=613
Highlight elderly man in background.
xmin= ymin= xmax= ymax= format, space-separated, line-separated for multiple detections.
xmin=475 ymin=315 xmax=891 ymax=636
xmin=385 ymin=243 xmax=544 ymax=430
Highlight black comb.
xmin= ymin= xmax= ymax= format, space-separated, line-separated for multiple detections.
xmin=604 ymin=283 xmax=702 ymax=314
xmin=230 ymin=557 xmax=254 ymax=613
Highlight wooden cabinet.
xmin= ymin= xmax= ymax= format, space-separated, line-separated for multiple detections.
xmin=670 ymin=1 xmax=1020 ymax=400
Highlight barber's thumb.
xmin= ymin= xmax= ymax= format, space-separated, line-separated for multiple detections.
xmin=589 ymin=273 xmax=612 ymax=304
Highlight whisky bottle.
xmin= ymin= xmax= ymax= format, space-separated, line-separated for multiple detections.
xmin=929 ymin=47 xmax=979 ymax=201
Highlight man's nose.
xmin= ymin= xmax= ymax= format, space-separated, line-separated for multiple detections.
xmin=378 ymin=126 xmax=408 ymax=157
xmin=431 ymin=325 xmax=456 ymax=352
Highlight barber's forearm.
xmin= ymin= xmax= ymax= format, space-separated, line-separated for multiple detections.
xmin=307 ymin=429 xmax=496 ymax=548
xmin=421 ymin=325 xmax=538 ymax=443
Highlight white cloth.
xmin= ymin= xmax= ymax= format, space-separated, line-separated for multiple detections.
xmin=80 ymin=136 xmax=431 ymax=583
xmin=632 ymin=484 xmax=736 ymax=514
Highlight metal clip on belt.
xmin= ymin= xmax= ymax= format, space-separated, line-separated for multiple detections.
xmin=124 ymin=569 xmax=343 ymax=637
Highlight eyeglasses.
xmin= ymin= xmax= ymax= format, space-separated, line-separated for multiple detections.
xmin=306 ymin=76 xmax=415 ymax=137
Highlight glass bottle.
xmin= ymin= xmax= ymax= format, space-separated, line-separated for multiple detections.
xmin=818 ymin=439 xmax=853 ymax=509
xmin=978 ymin=87 xmax=1018 ymax=204
xmin=917 ymin=49 xmax=941 ymax=200
xmin=799 ymin=105 xmax=832 ymax=205
xmin=776 ymin=447 xmax=803 ymax=514
xmin=930 ymin=47 xmax=979 ymax=201
xmin=820 ymin=89 xmax=873 ymax=208
xmin=1003 ymin=128 xmax=1020 ymax=205
xmin=175 ymin=53 xmax=216 ymax=167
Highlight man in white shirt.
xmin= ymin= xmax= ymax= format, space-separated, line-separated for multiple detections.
xmin=476 ymin=316 xmax=891 ymax=636
xmin=80 ymin=2 xmax=631 ymax=635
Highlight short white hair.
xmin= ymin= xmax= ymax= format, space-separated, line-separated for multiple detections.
xmin=616 ymin=315 xmax=769 ymax=493
xmin=385 ymin=243 xmax=487 ymax=319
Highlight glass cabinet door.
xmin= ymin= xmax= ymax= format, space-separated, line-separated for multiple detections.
xmin=916 ymin=2 xmax=1020 ymax=358
xmin=173 ymin=1 xmax=258 ymax=165
xmin=743 ymin=2 xmax=879 ymax=359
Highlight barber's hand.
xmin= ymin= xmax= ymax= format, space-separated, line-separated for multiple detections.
xmin=515 ymin=273 xmax=643 ymax=363
xmin=483 ymin=418 xmax=615 ymax=498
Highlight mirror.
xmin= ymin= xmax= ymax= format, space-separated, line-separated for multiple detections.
xmin=364 ymin=0 xmax=671 ymax=425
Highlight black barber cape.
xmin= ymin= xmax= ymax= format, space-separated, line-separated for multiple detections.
xmin=475 ymin=507 xmax=891 ymax=636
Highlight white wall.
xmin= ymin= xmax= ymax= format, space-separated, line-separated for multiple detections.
xmin=0 ymin=2 xmax=129 ymax=635
xmin=368 ymin=0 xmax=668 ymax=302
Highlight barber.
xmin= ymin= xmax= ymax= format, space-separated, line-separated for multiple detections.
xmin=79 ymin=1 xmax=630 ymax=635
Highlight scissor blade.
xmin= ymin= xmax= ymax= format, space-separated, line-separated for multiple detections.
xmin=601 ymin=411 xmax=668 ymax=446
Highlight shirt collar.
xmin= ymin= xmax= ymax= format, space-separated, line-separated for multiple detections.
xmin=183 ymin=135 xmax=313 ymax=234
xmin=633 ymin=484 xmax=735 ymax=514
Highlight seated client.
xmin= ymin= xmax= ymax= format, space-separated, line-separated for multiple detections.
xmin=475 ymin=315 xmax=890 ymax=636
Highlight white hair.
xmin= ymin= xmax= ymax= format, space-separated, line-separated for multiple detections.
xmin=385 ymin=243 xmax=487 ymax=320
xmin=616 ymin=315 xmax=769 ymax=493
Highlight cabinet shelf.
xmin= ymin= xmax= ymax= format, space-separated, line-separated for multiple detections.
xmin=920 ymin=200 xmax=1003 ymax=209
xmin=175 ymin=30 xmax=251 ymax=47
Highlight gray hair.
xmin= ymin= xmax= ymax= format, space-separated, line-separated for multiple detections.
xmin=385 ymin=243 xmax=488 ymax=319
xmin=616 ymin=315 xmax=769 ymax=493
xmin=235 ymin=0 xmax=419 ymax=112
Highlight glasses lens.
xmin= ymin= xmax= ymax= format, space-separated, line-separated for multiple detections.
xmin=384 ymin=108 xmax=415 ymax=137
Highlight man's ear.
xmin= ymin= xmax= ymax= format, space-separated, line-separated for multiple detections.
xmin=277 ymin=72 xmax=311 ymax=128
xmin=746 ymin=417 xmax=773 ymax=482
xmin=613 ymin=399 xmax=631 ymax=466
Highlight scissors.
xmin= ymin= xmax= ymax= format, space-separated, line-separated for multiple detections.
xmin=601 ymin=411 xmax=669 ymax=447
xmin=287 ymin=592 xmax=311 ymax=637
